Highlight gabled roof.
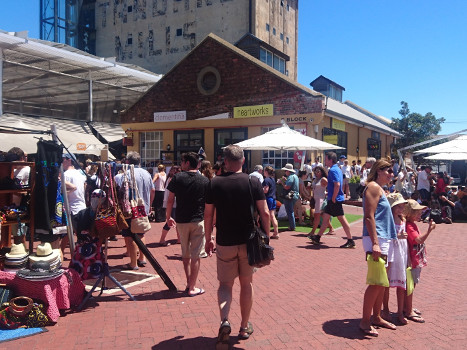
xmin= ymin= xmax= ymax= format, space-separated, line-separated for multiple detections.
xmin=325 ymin=98 xmax=401 ymax=136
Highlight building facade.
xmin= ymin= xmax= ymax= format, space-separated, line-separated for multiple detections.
xmin=92 ymin=0 xmax=298 ymax=79
xmin=121 ymin=34 xmax=399 ymax=170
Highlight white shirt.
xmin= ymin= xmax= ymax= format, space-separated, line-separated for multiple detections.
xmin=249 ymin=171 xmax=264 ymax=184
xmin=14 ymin=166 xmax=30 ymax=186
xmin=417 ymin=170 xmax=431 ymax=191
xmin=64 ymin=168 xmax=87 ymax=215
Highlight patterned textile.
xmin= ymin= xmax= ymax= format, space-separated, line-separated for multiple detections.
xmin=0 ymin=269 xmax=84 ymax=322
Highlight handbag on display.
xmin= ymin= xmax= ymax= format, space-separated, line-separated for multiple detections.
xmin=118 ymin=164 xmax=133 ymax=219
xmin=129 ymin=165 xmax=151 ymax=234
xmin=246 ymin=178 xmax=274 ymax=268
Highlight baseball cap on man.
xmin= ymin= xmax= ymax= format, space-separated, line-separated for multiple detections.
xmin=339 ymin=155 xmax=346 ymax=159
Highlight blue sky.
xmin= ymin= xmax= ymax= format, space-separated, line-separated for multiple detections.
xmin=0 ymin=0 xmax=466 ymax=135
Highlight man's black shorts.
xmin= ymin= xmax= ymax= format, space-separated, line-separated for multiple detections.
xmin=324 ymin=200 xmax=345 ymax=217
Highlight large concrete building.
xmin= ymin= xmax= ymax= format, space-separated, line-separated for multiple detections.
xmin=41 ymin=0 xmax=299 ymax=79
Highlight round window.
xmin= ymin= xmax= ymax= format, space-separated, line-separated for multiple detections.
xmin=197 ymin=66 xmax=221 ymax=95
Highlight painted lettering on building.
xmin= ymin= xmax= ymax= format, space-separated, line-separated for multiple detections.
xmin=286 ymin=116 xmax=308 ymax=123
xmin=234 ymin=104 xmax=273 ymax=118
xmin=154 ymin=110 xmax=187 ymax=122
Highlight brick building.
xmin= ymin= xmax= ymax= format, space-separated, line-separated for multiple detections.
xmin=122 ymin=34 xmax=399 ymax=170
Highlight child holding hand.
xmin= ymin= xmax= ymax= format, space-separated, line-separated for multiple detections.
xmin=404 ymin=199 xmax=436 ymax=323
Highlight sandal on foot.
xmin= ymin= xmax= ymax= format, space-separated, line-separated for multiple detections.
xmin=359 ymin=325 xmax=378 ymax=337
xmin=238 ymin=322 xmax=254 ymax=340
xmin=372 ymin=320 xmax=396 ymax=330
xmin=270 ymin=234 xmax=279 ymax=239
xmin=159 ymin=241 xmax=171 ymax=247
xmin=125 ymin=264 xmax=139 ymax=271
xmin=406 ymin=314 xmax=425 ymax=323
xmin=413 ymin=308 xmax=422 ymax=315
xmin=137 ymin=260 xmax=147 ymax=267
xmin=188 ymin=287 xmax=205 ymax=297
xmin=216 ymin=320 xmax=231 ymax=350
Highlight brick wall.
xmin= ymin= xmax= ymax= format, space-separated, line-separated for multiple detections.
xmin=122 ymin=36 xmax=322 ymax=123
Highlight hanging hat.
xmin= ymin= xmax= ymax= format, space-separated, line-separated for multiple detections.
xmin=281 ymin=164 xmax=295 ymax=173
xmin=17 ymin=261 xmax=64 ymax=281
xmin=5 ymin=243 xmax=28 ymax=259
xmin=29 ymin=242 xmax=60 ymax=264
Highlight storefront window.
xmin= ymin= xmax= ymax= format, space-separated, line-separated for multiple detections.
xmin=214 ymin=128 xmax=248 ymax=162
xmin=261 ymin=127 xmax=294 ymax=169
xmin=174 ymin=130 xmax=204 ymax=161
xmin=322 ymin=127 xmax=347 ymax=158
xmin=140 ymin=131 xmax=163 ymax=168
xmin=367 ymin=138 xmax=381 ymax=159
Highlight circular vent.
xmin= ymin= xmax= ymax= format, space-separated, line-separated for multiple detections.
xmin=197 ymin=66 xmax=221 ymax=95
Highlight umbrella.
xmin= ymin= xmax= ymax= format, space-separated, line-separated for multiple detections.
xmin=414 ymin=135 xmax=467 ymax=154
xmin=424 ymin=152 xmax=467 ymax=160
xmin=234 ymin=125 xmax=344 ymax=151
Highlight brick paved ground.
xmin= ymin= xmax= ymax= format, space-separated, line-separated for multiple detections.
xmin=4 ymin=205 xmax=467 ymax=350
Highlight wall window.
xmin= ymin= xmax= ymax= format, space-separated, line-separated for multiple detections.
xmin=273 ymin=28 xmax=276 ymax=35
xmin=371 ymin=131 xmax=381 ymax=140
xmin=367 ymin=138 xmax=381 ymax=159
xmin=322 ymin=127 xmax=347 ymax=159
xmin=328 ymin=85 xmax=342 ymax=102
xmin=128 ymin=6 xmax=132 ymax=12
xmin=214 ymin=128 xmax=248 ymax=163
xmin=280 ymin=33 xmax=284 ymax=41
xmin=140 ymin=131 xmax=163 ymax=168
xmin=286 ymin=37 xmax=289 ymax=44
xmin=260 ymin=47 xmax=285 ymax=74
xmin=266 ymin=23 xmax=270 ymax=32
xmin=261 ymin=127 xmax=294 ymax=168
xmin=176 ymin=28 xmax=182 ymax=36
xmin=174 ymin=130 xmax=204 ymax=162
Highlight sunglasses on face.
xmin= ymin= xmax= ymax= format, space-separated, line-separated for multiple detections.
xmin=381 ymin=167 xmax=394 ymax=174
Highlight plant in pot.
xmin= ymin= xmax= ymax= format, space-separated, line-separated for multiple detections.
xmin=349 ymin=175 xmax=361 ymax=200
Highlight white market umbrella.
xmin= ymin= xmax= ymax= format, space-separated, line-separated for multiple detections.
xmin=424 ymin=152 xmax=467 ymax=160
xmin=414 ymin=135 xmax=467 ymax=154
xmin=234 ymin=125 xmax=344 ymax=151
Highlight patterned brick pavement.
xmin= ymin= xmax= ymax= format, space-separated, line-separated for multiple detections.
xmin=4 ymin=205 xmax=467 ymax=349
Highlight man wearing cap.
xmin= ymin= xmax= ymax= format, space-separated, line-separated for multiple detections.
xmin=310 ymin=152 xmax=355 ymax=248
xmin=338 ymin=155 xmax=346 ymax=167
xmin=279 ymin=164 xmax=300 ymax=231
xmin=416 ymin=166 xmax=436 ymax=202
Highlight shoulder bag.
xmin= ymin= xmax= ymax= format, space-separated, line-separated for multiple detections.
xmin=246 ymin=178 xmax=274 ymax=268
xmin=130 ymin=165 xmax=152 ymax=233
xmin=118 ymin=164 xmax=133 ymax=219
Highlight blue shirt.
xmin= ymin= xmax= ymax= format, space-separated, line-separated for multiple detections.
xmin=362 ymin=192 xmax=397 ymax=239
xmin=327 ymin=164 xmax=345 ymax=202
xmin=262 ymin=177 xmax=276 ymax=199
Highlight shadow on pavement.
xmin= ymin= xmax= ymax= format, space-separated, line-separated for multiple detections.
xmin=322 ymin=318 xmax=367 ymax=340
xmin=152 ymin=335 xmax=244 ymax=350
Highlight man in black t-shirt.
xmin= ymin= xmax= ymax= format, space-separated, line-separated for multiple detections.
xmin=166 ymin=152 xmax=209 ymax=297
xmin=204 ymin=145 xmax=270 ymax=347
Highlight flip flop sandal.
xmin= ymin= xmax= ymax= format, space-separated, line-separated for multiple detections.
xmin=137 ymin=260 xmax=147 ymax=267
xmin=216 ymin=320 xmax=231 ymax=350
xmin=188 ymin=288 xmax=205 ymax=297
xmin=372 ymin=321 xmax=397 ymax=330
xmin=359 ymin=326 xmax=378 ymax=337
xmin=413 ymin=308 xmax=422 ymax=315
xmin=406 ymin=315 xmax=425 ymax=323
xmin=238 ymin=322 xmax=254 ymax=340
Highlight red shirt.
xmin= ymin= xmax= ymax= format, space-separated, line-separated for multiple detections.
xmin=435 ymin=178 xmax=447 ymax=194
xmin=406 ymin=221 xmax=427 ymax=268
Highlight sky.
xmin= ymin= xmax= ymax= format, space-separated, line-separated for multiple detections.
xmin=0 ymin=0 xmax=466 ymax=135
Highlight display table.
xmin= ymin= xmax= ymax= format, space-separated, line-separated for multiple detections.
xmin=0 ymin=268 xmax=85 ymax=322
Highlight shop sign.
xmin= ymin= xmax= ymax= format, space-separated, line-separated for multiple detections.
xmin=323 ymin=135 xmax=338 ymax=145
xmin=332 ymin=119 xmax=346 ymax=131
xmin=154 ymin=110 xmax=186 ymax=122
xmin=233 ymin=104 xmax=273 ymax=118
xmin=76 ymin=143 xmax=87 ymax=151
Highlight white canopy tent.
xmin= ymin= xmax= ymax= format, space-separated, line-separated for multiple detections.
xmin=424 ymin=153 xmax=467 ymax=160
xmin=414 ymin=135 xmax=467 ymax=154
xmin=234 ymin=124 xmax=344 ymax=151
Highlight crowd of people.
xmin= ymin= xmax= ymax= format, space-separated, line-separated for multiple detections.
xmin=4 ymin=144 xmax=467 ymax=346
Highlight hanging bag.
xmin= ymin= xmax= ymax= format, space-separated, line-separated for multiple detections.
xmin=246 ymin=178 xmax=274 ymax=268
xmin=130 ymin=165 xmax=152 ymax=233
xmin=366 ymin=253 xmax=389 ymax=287
xmin=94 ymin=164 xmax=121 ymax=239
xmin=118 ymin=164 xmax=133 ymax=219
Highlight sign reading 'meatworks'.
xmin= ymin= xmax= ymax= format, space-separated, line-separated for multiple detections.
xmin=233 ymin=104 xmax=273 ymax=118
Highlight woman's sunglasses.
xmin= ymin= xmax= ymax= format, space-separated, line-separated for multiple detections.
xmin=381 ymin=167 xmax=394 ymax=174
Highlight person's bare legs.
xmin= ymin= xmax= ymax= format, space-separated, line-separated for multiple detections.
xmin=218 ymin=279 xmax=235 ymax=321
xmin=404 ymin=284 xmax=424 ymax=321
xmin=269 ymin=209 xmax=279 ymax=237
xmin=360 ymin=284 xmax=383 ymax=334
xmin=396 ymin=287 xmax=408 ymax=324
xmin=372 ymin=283 xmax=396 ymax=329
xmin=316 ymin=212 xmax=331 ymax=237
xmin=310 ymin=213 xmax=321 ymax=236
xmin=159 ymin=227 xmax=169 ymax=244
xmin=184 ymin=257 xmax=201 ymax=293
xmin=239 ymin=274 xmax=254 ymax=329
xmin=137 ymin=235 xmax=147 ymax=263
xmin=124 ymin=236 xmax=138 ymax=268
xmin=337 ymin=215 xmax=352 ymax=239
xmin=381 ymin=265 xmax=391 ymax=320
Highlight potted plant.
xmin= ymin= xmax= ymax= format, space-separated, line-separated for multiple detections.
xmin=349 ymin=175 xmax=361 ymax=200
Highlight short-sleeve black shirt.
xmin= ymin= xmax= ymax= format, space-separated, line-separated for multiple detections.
xmin=167 ymin=171 xmax=209 ymax=223
xmin=205 ymin=172 xmax=265 ymax=246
